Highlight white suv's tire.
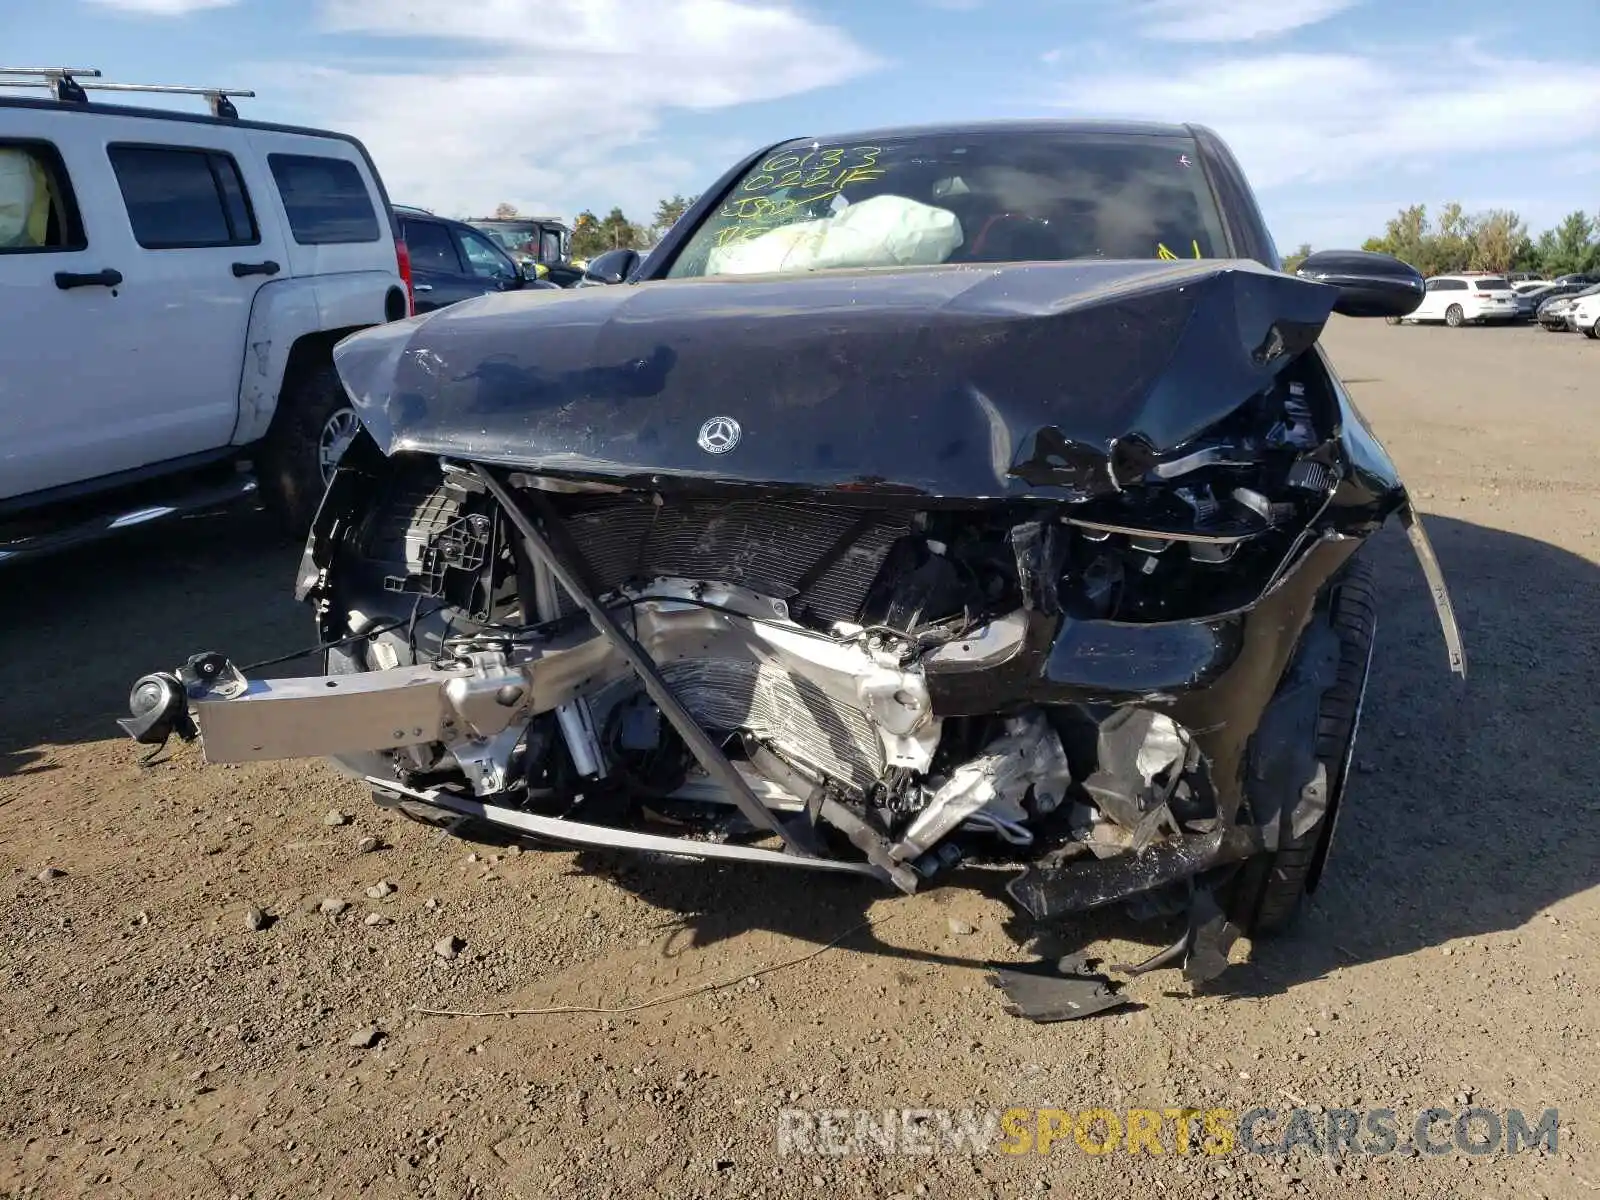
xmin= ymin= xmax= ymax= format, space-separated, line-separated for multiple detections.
xmin=1444 ymin=304 xmax=1465 ymax=328
xmin=260 ymin=362 xmax=353 ymax=535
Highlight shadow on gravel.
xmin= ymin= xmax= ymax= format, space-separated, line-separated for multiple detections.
xmin=1214 ymin=514 xmax=1600 ymax=998
xmin=0 ymin=508 xmax=306 ymax=778
xmin=578 ymin=516 xmax=1600 ymax=1003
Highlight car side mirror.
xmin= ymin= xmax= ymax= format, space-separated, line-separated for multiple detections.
xmin=1295 ymin=249 xmax=1424 ymax=319
xmin=584 ymin=248 xmax=641 ymax=286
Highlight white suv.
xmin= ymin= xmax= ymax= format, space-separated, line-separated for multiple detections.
xmin=0 ymin=67 xmax=413 ymax=561
xmin=1394 ymin=274 xmax=1520 ymax=327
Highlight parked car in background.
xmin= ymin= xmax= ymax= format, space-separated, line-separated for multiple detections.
xmin=1517 ymin=280 xmax=1588 ymax=319
xmin=395 ymin=206 xmax=554 ymax=312
xmin=1392 ymin=274 xmax=1518 ymax=326
xmin=1551 ymin=272 xmax=1600 ymax=288
xmin=1506 ymin=271 xmax=1545 ymax=284
xmin=0 ymin=65 xmax=408 ymax=561
xmin=1512 ymin=281 xmax=1549 ymax=319
xmin=1567 ymin=291 xmax=1600 ymax=338
xmin=1536 ymin=282 xmax=1600 ymax=331
xmin=467 ymin=215 xmax=584 ymax=287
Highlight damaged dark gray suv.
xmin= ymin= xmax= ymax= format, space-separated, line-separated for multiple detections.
xmin=120 ymin=120 xmax=1463 ymax=995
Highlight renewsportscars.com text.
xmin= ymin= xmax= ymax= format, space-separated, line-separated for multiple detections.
xmin=776 ymin=1105 xmax=1560 ymax=1159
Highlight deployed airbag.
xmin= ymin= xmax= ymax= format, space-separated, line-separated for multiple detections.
xmin=0 ymin=149 xmax=48 ymax=249
xmin=704 ymin=194 xmax=963 ymax=276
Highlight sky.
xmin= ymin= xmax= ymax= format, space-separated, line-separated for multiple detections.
xmin=3 ymin=0 xmax=1598 ymax=250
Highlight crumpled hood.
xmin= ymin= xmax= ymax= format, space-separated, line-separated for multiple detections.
xmin=332 ymin=258 xmax=1338 ymax=499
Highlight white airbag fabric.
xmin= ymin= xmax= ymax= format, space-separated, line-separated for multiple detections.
xmin=706 ymin=194 xmax=963 ymax=276
xmin=0 ymin=149 xmax=46 ymax=248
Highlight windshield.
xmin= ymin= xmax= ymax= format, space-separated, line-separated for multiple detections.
xmin=477 ymin=224 xmax=534 ymax=252
xmin=665 ymin=130 xmax=1229 ymax=279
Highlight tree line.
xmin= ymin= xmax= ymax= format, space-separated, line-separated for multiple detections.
xmin=1283 ymin=206 xmax=1600 ymax=278
xmin=498 ymin=193 xmax=1600 ymax=277
xmin=485 ymin=195 xmax=699 ymax=260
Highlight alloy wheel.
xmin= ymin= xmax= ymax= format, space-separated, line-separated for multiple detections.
xmin=318 ymin=406 xmax=360 ymax=486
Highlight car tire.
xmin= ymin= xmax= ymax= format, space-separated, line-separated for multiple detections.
xmin=1584 ymin=324 xmax=1600 ymax=340
xmin=1443 ymin=304 xmax=1464 ymax=327
xmin=258 ymin=361 xmax=357 ymax=537
xmin=1226 ymin=554 xmax=1377 ymax=936
xmin=1384 ymin=315 xmax=1402 ymax=326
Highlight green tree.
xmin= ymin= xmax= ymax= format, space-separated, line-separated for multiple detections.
xmin=1510 ymin=233 xmax=1540 ymax=272
xmin=571 ymin=207 xmax=645 ymax=258
xmin=1536 ymin=211 xmax=1599 ymax=275
xmin=1282 ymin=242 xmax=1312 ymax=273
xmin=650 ymin=193 xmax=699 ymax=242
xmin=1366 ymin=204 xmax=1432 ymax=271
xmin=1361 ymin=202 xmax=1571 ymax=277
xmin=570 ymin=209 xmax=602 ymax=259
xmin=1432 ymin=202 xmax=1476 ymax=273
xmin=1468 ymin=210 xmax=1527 ymax=274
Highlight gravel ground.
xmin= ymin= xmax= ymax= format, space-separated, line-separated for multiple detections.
xmin=2 ymin=317 xmax=1597 ymax=1200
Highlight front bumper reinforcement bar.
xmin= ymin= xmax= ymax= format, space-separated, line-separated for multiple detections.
xmin=367 ymin=776 xmax=879 ymax=876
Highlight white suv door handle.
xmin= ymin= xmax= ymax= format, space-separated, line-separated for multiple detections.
xmin=55 ymin=268 xmax=123 ymax=290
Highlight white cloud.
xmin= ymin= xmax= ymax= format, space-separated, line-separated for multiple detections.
xmin=1048 ymin=50 xmax=1600 ymax=193
xmin=1132 ymin=0 xmax=1360 ymax=41
xmin=85 ymin=0 xmax=237 ymax=13
xmin=272 ymin=0 xmax=879 ymax=221
xmin=1045 ymin=48 xmax=1600 ymax=246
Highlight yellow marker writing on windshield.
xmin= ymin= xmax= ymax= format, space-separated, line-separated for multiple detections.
xmin=1156 ymin=241 xmax=1206 ymax=261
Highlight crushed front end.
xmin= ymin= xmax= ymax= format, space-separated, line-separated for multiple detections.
xmin=121 ymin=259 xmax=1463 ymax=991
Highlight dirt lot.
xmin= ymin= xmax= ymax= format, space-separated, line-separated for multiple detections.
xmin=2 ymin=317 xmax=1597 ymax=1200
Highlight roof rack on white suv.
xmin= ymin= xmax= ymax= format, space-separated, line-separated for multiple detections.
xmin=0 ymin=65 xmax=254 ymax=119
xmin=0 ymin=72 xmax=411 ymax=563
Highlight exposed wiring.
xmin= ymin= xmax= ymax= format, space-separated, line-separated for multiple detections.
xmin=960 ymin=812 xmax=1035 ymax=846
xmin=414 ymin=911 xmax=901 ymax=1020
xmin=246 ymin=577 xmax=961 ymax=676
xmin=239 ymin=602 xmax=448 ymax=672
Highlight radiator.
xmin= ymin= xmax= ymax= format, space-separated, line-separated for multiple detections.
xmin=659 ymin=657 xmax=885 ymax=794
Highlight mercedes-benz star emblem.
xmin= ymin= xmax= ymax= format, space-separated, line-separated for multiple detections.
xmin=697 ymin=416 xmax=742 ymax=455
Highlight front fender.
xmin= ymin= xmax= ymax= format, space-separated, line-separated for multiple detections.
xmin=232 ymin=273 xmax=407 ymax=446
